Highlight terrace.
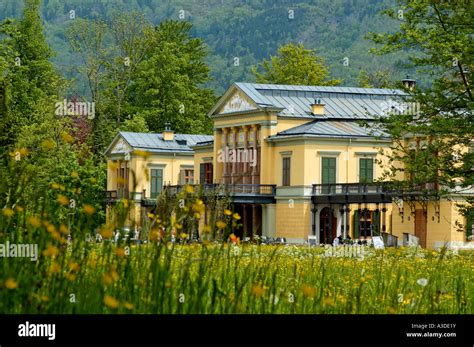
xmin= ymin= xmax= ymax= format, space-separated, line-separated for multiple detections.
xmin=311 ymin=182 xmax=439 ymax=204
xmin=105 ymin=184 xmax=277 ymax=206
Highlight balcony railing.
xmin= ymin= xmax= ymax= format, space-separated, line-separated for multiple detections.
xmin=311 ymin=182 xmax=439 ymax=204
xmin=163 ymin=184 xmax=276 ymax=196
xmin=104 ymin=190 xmax=142 ymax=202
xmin=106 ymin=184 xmax=277 ymax=205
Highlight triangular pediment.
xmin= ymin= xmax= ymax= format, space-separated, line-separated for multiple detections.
xmin=110 ymin=136 xmax=132 ymax=154
xmin=216 ymin=89 xmax=259 ymax=115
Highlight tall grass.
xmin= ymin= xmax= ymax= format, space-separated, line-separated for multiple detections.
xmin=0 ymin=151 xmax=473 ymax=314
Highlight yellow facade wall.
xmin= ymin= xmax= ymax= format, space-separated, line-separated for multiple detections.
xmin=107 ymin=154 xmax=194 ymax=196
xmin=275 ymin=200 xmax=312 ymax=241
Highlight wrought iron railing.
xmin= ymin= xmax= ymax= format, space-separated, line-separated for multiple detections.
xmin=163 ymin=184 xmax=276 ymax=196
xmin=311 ymin=182 xmax=438 ymax=196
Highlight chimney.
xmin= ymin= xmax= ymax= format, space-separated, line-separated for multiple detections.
xmin=163 ymin=122 xmax=174 ymax=141
xmin=402 ymin=75 xmax=416 ymax=91
xmin=310 ymin=97 xmax=325 ymax=116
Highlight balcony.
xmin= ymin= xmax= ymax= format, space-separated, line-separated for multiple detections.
xmin=104 ymin=190 xmax=144 ymax=203
xmin=159 ymin=184 xmax=277 ymax=204
xmin=311 ymin=182 xmax=438 ymax=204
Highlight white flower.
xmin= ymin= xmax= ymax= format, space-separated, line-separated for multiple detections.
xmin=417 ymin=278 xmax=428 ymax=287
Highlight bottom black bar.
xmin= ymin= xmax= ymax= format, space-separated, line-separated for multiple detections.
xmin=0 ymin=314 xmax=472 ymax=345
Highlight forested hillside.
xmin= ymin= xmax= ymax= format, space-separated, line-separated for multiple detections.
xmin=0 ymin=0 xmax=409 ymax=94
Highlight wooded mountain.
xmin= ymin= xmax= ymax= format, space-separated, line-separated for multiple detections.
xmin=0 ymin=0 xmax=411 ymax=95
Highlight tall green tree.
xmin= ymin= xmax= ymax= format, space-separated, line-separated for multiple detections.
xmin=130 ymin=20 xmax=214 ymax=134
xmin=368 ymin=1 xmax=473 ymax=196
xmin=251 ymin=43 xmax=341 ymax=86
xmin=0 ymin=0 xmax=61 ymax=150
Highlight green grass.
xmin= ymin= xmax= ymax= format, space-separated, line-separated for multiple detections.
xmin=1 ymin=241 xmax=473 ymax=314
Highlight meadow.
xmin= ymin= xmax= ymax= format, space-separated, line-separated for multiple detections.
xmin=1 ymin=157 xmax=473 ymax=315
xmin=1 ymin=239 xmax=473 ymax=314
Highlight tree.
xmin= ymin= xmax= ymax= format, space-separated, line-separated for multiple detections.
xmin=357 ymin=68 xmax=395 ymax=88
xmin=102 ymin=12 xmax=153 ymax=125
xmin=0 ymin=0 xmax=62 ymax=150
xmin=129 ymin=20 xmax=214 ymax=134
xmin=251 ymin=43 xmax=341 ymax=86
xmin=368 ymin=1 xmax=473 ymax=200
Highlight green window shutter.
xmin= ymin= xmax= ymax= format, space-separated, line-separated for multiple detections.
xmin=353 ymin=210 xmax=359 ymax=238
xmin=359 ymin=158 xmax=374 ymax=183
xmin=199 ymin=164 xmax=205 ymax=184
xmin=282 ymin=157 xmax=291 ymax=186
xmin=367 ymin=159 xmax=373 ymax=182
xmin=322 ymin=157 xmax=336 ymax=184
xmin=467 ymin=209 xmax=473 ymax=238
xmin=373 ymin=210 xmax=381 ymax=235
xmin=151 ymin=169 xmax=163 ymax=198
xmin=322 ymin=157 xmax=336 ymax=193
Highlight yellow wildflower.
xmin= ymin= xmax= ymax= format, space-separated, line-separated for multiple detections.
xmin=251 ymin=284 xmax=265 ymax=297
xmin=233 ymin=213 xmax=241 ymax=220
xmin=216 ymin=221 xmax=227 ymax=230
xmin=15 ymin=205 xmax=24 ymax=212
xmin=71 ymin=171 xmax=79 ymax=179
xmin=69 ymin=262 xmax=80 ymax=272
xmin=60 ymin=132 xmax=74 ymax=143
xmin=64 ymin=273 xmax=76 ymax=282
xmin=224 ymin=209 xmax=232 ymax=216
xmin=42 ymin=244 xmax=59 ymax=258
xmin=19 ymin=148 xmax=29 ymax=157
xmin=102 ymin=274 xmax=113 ymax=285
xmin=2 ymin=208 xmax=14 ymax=218
xmin=116 ymin=248 xmax=126 ymax=257
xmin=124 ymin=302 xmax=134 ymax=310
xmin=185 ymin=185 xmax=194 ymax=194
xmin=49 ymin=262 xmax=61 ymax=274
xmin=59 ymin=224 xmax=69 ymax=235
xmin=110 ymin=269 xmax=119 ymax=281
xmin=302 ymin=285 xmax=316 ymax=298
xmin=83 ymin=204 xmax=96 ymax=215
xmin=28 ymin=216 xmax=42 ymax=228
xmin=5 ymin=278 xmax=18 ymax=289
xmin=104 ymin=295 xmax=119 ymax=309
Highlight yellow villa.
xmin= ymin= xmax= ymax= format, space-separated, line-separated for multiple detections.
xmin=105 ymin=82 xmax=474 ymax=249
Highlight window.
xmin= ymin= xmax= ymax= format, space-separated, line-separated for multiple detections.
xmin=117 ymin=165 xmax=129 ymax=198
xmin=282 ymin=157 xmax=291 ymax=186
xmin=321 ymin=157 xmax=336 ymax=193
xmin=150 ymin=169 xmax=163 ymax=198
xmin=353 ymin=210 xmax=381 ymax=238
xmin=359 ymin=158 xmax=374 ymax=183
xmin=199 ymin=163 xmax=213 ymax=184
xmin=467 ymin=209 xmax=474 ymax=240
xmin=181 ymin=169 xmax=194 ymax=184
xmin=322 ymin=157 xmax=336 ymax=184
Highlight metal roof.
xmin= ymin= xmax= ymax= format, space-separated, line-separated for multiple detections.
xmin=271 ymin=119 xmax=389 ymax=140
xmin=234 ymin=82 xmax=406 ymax=120
xmin=119 ymin=132 xmax=213 ymax=153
